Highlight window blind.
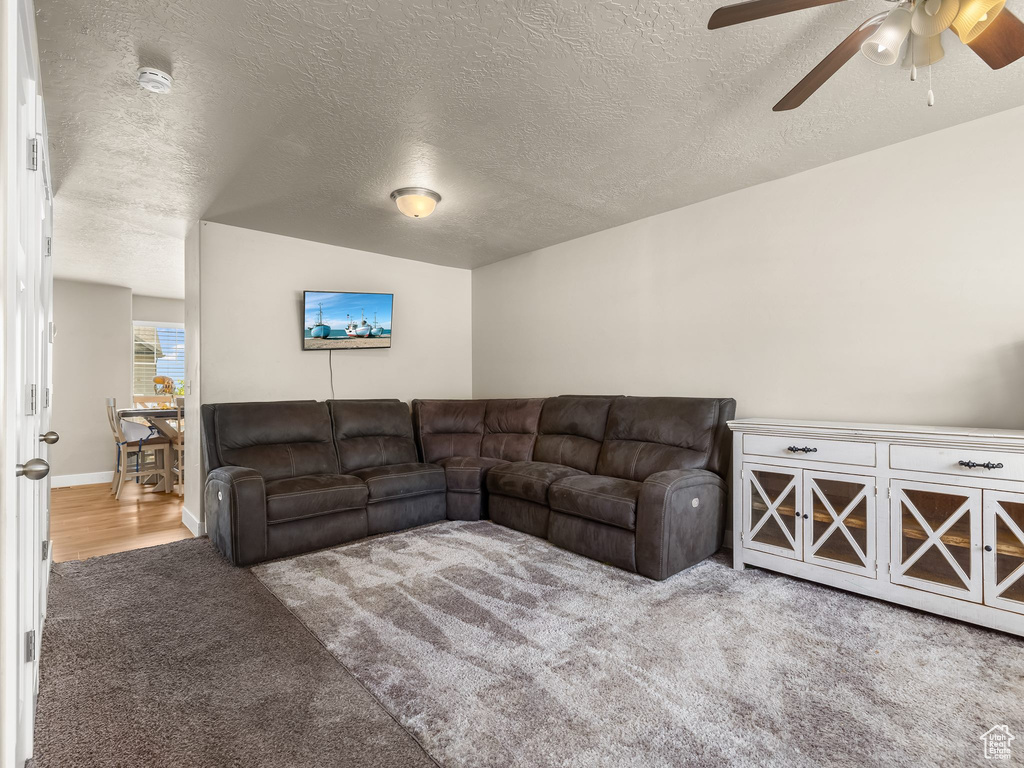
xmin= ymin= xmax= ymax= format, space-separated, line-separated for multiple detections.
xmin=133 ymin=324 xmax=186 ymax=396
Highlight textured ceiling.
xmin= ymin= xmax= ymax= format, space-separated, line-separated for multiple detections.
xmin=38 ymin=0 xmax=1024 ymax=298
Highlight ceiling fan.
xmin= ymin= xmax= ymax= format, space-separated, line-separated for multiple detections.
xmin=708 ymin=0 xmax=1024 ymax=110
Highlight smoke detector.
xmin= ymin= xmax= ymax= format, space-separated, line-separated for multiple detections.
xmin=137 ymin=67 xmax=173 ymax=94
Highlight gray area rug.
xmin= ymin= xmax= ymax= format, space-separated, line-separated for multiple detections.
xmin=35 ymin=539 xmax=436 ymax=768
xmin=255 ymin=521 xmax=1024 ymax=768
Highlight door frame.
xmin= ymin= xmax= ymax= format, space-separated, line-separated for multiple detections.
xmin=1 ymin=0 xmax=51 ymax=764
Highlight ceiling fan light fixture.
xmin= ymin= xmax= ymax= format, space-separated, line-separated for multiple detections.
xmin=390 ymin=187 xmax=441 ymax=219
xmin=903 ymin=32 xmax=946 ymax=67
xmin=951 ymin=0 xmax=1005 ymax=42
xmin=861 ymin=7 xmax=914 ymax=64
xmin=912 ymin=0 xmax=960 ymax=35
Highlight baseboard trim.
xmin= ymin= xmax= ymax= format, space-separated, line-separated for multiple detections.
xmin=52 ymin=471 xmax=114 ymax=488
xmin=182 ymin=505 xmax=206 ymax=537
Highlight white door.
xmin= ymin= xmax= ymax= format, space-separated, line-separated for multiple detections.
xmin=803 ymin=470 xmax=876 ymax=578
xmin=982 ymin=490 xmax=1024 ymax=616
xmin=742 ymin=463 xmax=802 ymax=560
xmin=889 ymin=480 xmax=982 ymax=602
xmin=1 ymin=0 xmax=52 ymax=764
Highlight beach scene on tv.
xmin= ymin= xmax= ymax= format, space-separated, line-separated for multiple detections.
xmin=303 ymin=291 xmax=393 ymax=350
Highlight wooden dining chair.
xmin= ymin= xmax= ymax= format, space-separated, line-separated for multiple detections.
xmin=172 ymin=396 xmax=185 ymax=496
xmin=106 ymin=398 xmax=172 ymax=499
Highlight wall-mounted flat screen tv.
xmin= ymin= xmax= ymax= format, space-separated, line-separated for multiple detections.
xmin=303 ymin=290 xmax=393 ymax=350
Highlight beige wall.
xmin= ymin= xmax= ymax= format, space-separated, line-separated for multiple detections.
xmin=132 ymin=294 xmax=185 ymax=324
xmin=186 ymin=221 xmax=474 ymax=526
xmin=51 ymin=279 xmax=133 ymax=479
xmin=472 ymin=106 xmax=1024 ymax=430
xmin=198 ymin=222 xmax=473 ymax=403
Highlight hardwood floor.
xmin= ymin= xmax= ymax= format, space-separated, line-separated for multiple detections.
xmin=50 ymin=481 xmax=193 ymax=563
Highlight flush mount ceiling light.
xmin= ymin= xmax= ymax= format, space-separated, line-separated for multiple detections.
xmin=707 ymin=0 xmax=1024 ymax=111
xmin=137 ymin=67 xmax=173 ymax=94
xmin=390 ymin=187 xmax=441 ymax=219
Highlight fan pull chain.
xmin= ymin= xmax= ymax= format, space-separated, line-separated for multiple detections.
xmin=927 ymin=65 xmax=935 ymax=107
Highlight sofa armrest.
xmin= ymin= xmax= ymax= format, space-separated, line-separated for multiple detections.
xmin=635 ymin=469 xmax=727 ymax=581
xmin=204 ymin=466 xmax=267 ymax=566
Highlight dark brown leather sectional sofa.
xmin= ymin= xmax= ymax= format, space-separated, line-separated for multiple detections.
xmin=202 ymin=394 xmax=736 ymax=579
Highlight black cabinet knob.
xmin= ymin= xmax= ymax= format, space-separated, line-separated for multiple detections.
xmin=985 ymin=545 xmax=994 ymax=552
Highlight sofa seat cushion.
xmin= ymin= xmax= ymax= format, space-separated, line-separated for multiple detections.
xmin=438 ymin=456 xmax=508 ymax=493
xmin=548 ymin=475 xmax=643 ymax=531
xmin=264 ymin=474 xmax=368 ymax=524
xmin=351 ymin=462 xmax=446 ymax=502
xmin=487 ymin=461 xmax=587 ymax=506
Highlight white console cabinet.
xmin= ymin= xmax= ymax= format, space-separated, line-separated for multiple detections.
xmin=729 ymin=419 xmax=1024 ymax=637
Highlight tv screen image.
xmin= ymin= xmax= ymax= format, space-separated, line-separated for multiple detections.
xmin=303 ymin=290 xmax=393 ymax=350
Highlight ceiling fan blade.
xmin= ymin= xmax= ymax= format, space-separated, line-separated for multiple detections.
xmin=968 ymin=10 xmax=1024 ymax=69
xmin=708 ymin=0 xmax=847 ymax=30
xmin=773 ymin=12 xmax=887 ymax=111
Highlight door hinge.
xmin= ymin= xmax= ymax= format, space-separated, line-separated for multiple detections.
xmin=45 ymin=236 xmax=52 ymax=257
xmin=27 ymin=384 xmax=37 ymax=416
xmin=28 ymin=137 xmax=39 ymax=171
xmin=42 ymin=540 xmax=49 ymax=561
xmin=25 ymin=630 xmax=36 ymax=663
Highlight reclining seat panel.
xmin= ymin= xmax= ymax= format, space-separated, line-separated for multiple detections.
xmin=487 ymin=395 xmax=616 ymax=538
xmin=213 ymin=400 xmax=339 ymax=481
xmin=412 ymin=399 xmax=543 ymax=521
xmin=203 ymin=400 xmax=369 ymax=564
xmin=329 ymin=399 xmax=446 ymax=534
xmin=548 ymin=396 xmax=737 ymax=574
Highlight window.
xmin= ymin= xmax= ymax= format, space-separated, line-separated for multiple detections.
xmin=133 ymin=323 xmax=185 ymax=397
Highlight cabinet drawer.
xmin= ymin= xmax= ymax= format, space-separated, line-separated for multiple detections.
xmin=890 ymin=444 xmax=1024 ymax=482
xmin=742 ymin=434 xmax=875 ymax=466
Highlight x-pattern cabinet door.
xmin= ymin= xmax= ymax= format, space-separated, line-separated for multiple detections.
xmin=983 ymin=491 xmax=1024 ymax=616
xmin=743 ymin=464 xmax=801 ymax=560
xmin=890 ymin=480 xmax=982 ymax=601
xmin=803 ymin=470 xmax=876 ymax=578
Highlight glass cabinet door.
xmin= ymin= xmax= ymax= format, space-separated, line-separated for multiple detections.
xmin=743 ymin=464 xmax=801 ymax=560
xmin=890 ymin=480 xmax=982 ymax=601
xmin=803 ymin=471 xmax=875 ymax=578
xmin=983 ymin=491 xmax=1024 ymax=615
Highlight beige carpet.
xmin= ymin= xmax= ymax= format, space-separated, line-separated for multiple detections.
xmin=255 ymin=520 xmax=1023 ymax=768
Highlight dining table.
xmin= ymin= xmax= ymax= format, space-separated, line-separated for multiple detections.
xmin=117 ymin=406 xmax=182 ymax=441
xmin=117 ymin=406 xmax=182 ymax=492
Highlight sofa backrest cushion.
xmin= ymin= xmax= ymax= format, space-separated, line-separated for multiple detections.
xmin=532 ymin=396 xmax=616 ymax=473
xmin=595 ymin=396 xmax=736 ymax=481
xmin=412 ymin=399 xmax=486 ymax=463
xmin=482 ymin=399 xmax=544 ymax=461
xmin=329 ymin=399 xmax=419 ymax=472
xmin=205 ymin=401 xmax=338 ymax=482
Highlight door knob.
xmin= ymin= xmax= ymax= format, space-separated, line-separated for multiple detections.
xmin=15 ymin=458 xmax=50 ymax=480
xmin=39 ymin=431 xmax=59 ymax=445
xmin=984 ymin=545 xmax=994 ymax=552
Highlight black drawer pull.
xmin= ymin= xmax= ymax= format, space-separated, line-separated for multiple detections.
xmin=787 ymin=446 xmax=817 ymax=454
xmin=958 ymin=460 xmax=1004 ymax=470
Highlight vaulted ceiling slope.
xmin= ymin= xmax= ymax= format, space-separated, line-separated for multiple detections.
xmin=39 ymin=0 xmax=1024 ymax=298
